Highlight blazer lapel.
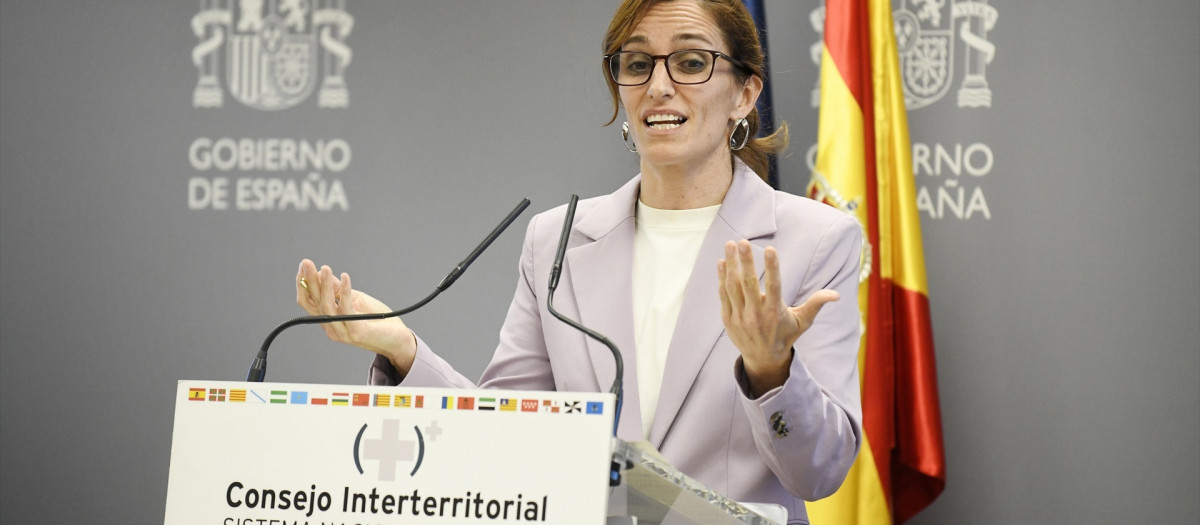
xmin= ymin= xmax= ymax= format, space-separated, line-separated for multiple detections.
xmin=648 ymin=163 xmax=778 ymax=447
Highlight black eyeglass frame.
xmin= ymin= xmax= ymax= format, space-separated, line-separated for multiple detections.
xmin=603 ymin=49 xmax=752 ymax=86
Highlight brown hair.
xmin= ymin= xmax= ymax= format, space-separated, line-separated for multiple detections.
xmin=602 ymin=0 xmax=788 ymax=181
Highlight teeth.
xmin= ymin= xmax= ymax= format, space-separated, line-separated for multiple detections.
xmin=646 ymin=114 xmax=684 ymax=124
xmin=645 ymin=114 xmax=685 ymax=130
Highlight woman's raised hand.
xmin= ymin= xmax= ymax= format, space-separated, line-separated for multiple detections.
xmin=296 ymin=259 xmax=418 ymax=374
xmin=717 ymin=240 xmax=840 ymax=397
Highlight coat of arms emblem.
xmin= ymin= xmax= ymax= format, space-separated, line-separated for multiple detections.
xmin=808 ymin=0 xmax=998 ymax=110
xmin=895 ymin=0 xmax=998 ymax=109
xmin=191 ymin=0 xmax=353 ymax=110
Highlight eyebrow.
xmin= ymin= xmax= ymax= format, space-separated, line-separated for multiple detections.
xmin=624 ymin=32 xmax=716 ymax=48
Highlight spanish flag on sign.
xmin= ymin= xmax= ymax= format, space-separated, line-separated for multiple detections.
xmin=804 ymin=0 xmax=946 ymax=523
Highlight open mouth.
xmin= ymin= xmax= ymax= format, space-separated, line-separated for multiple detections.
xmin=645 ymin=114 xmax=687 ymax=130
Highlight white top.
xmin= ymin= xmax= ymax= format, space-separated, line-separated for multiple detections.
xmin=633 ymin=200 xmax=721 ymax=440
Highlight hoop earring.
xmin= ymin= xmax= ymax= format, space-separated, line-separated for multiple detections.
xmin=621 ymin=122 xmax=638 ymax=153
xmin=729 ymin=118 xmax=750 ymax=151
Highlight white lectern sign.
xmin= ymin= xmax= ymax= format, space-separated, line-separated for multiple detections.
xmin=165 ymin=381 xmax=615 ymax=525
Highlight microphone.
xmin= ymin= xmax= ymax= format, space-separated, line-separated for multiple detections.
xmin=247 ymin=198 xmax=532 ymax=382
xmin=545 ymin=195 xmax=624 ymax=440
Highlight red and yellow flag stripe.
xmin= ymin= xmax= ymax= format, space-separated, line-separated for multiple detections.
xmin=806 ymin=1 xmax=945 ymax=523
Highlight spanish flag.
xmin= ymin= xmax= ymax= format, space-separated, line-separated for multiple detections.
xmin=804 ymin=0 xmax=946 ymax=523
xmin=187 ymin=388 xmax=205 ymax=401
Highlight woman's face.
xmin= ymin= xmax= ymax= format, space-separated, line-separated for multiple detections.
xmin=618 ymin=0 xmax=760 ymax=172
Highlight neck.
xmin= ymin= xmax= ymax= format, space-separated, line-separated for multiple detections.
xmin=638 ymin=152 xmax=734 ymax=210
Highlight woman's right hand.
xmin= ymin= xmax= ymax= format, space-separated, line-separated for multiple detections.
xmin=296 ymin=259 xmax=418 ymax=374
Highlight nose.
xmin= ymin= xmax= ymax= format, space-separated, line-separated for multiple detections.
xmin=646 ymin=59 xmax=675 ymax=99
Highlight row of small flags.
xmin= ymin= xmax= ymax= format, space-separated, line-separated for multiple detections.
xmin=188 ymin=388 xmax=603 ymax=415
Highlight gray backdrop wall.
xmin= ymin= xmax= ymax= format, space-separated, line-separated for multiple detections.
xmin=1 ymin=1 xmax=1196 ymax=523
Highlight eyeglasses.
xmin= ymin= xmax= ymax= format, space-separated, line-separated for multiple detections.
xmin=603 ymin=49 xmax=749 ymax=86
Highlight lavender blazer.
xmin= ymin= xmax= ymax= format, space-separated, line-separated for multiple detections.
xmin=370 ymin=162 xmax=863 ymax=523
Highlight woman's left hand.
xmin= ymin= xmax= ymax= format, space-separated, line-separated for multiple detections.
xmin=718 ymin=240 xmax=840 ymax=397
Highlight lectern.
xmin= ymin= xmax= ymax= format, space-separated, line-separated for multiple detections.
xmin=165 ymin=380 xmax=782 ymax=524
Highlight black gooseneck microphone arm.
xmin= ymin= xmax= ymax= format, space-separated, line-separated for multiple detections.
xmin=247 ymin=198 xmax=532 ymax=382
xmin=545 ymin=195 xmax=624 ymax=439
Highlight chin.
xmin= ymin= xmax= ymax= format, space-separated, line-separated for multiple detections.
xmin=639 ymin=140 xmax=720 ymax=169
xmin=638 ymin=146 xmax=688 ymax=168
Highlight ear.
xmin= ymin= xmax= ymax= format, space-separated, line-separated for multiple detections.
xmin=731 ymin=74 xmax=764 ymax=120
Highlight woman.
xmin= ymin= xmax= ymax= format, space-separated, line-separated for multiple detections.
xmin=296 ymin=0 xmax=863 ymax=520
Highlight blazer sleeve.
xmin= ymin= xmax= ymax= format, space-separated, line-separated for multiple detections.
xmin=736 ymin=211 xmax=864 ymax=500
xmin=368 ymin=214 xmax=557 ymax=392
